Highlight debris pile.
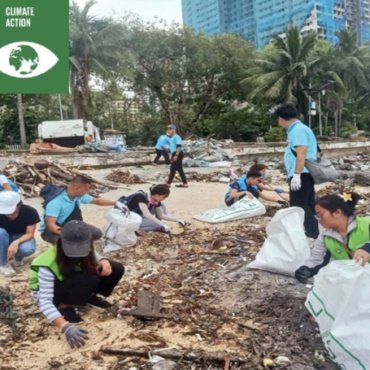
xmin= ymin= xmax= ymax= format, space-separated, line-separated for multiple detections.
xmin=106 ymin=170 xmax=145 ymax=184
xmin=0 ymin=221 xmax=336 ymax=369
xmin=4 ymin=160 xmax=114 ymax=197
xmin=182 ymin=138 xmax=233 ymax=167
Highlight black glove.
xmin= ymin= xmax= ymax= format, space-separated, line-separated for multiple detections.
xmin=295 ymin=266 xmax=314 ymax=284
xmin=62 ymin=323 xmax=88 ymax=348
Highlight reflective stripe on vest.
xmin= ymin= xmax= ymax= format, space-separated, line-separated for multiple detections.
xmin=324 ymin=216 xmax=370 ymax=260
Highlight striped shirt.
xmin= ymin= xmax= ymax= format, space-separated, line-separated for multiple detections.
xmin=32 ymin=267 xmax=61 ymax=322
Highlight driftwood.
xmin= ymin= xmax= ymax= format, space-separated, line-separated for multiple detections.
xmin=4 ymin=160 xmax=116 ymax=197
xmin=101 ymin=347 xmax=249 ymax=365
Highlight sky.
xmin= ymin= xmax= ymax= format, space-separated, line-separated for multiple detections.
xmin=72 ymin=0 xmax=183 ymax=24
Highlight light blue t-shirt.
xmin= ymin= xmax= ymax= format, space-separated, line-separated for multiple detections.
xmin=155 ymin=134 xmax=171 ymax=150
xmin=39 ymin=190 xmax=93 ymax=232
xmin=169 ymin=134 xmax=182 ymax=154
xmin=284 ymin=120 xmax=317 ymax=178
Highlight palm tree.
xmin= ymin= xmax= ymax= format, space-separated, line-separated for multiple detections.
xmin=69 ymin=1 xmax=126 ymax=118
xmin=16 ymin=94 xmax=27 ymax=148
xmin=243 ymin=26 xmax=318 ymax=115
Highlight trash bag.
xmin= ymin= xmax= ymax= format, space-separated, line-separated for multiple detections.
xmin=247 ymin=207 xmax=310 ymax=275
xmin=193 ymin=197 xmax=266 ymax=224
xmin=102 ymin=209 xmax=142 ymax=253
xmin=305 ymin=260 xmax=370 ymax=369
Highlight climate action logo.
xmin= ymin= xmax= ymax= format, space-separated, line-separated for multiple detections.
xmin=0 ymin=41 xmax=58 ymax=78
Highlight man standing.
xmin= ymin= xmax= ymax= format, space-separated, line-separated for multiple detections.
xmin=39 ymin=175 xmax=125 ymax=245
xmin=276 ymin=104 xmax=319 ymax=239
xmin=0 ymin=191 xmax=40 ymax=276
xmin=167 ymin=124 xmax=188 ymax=188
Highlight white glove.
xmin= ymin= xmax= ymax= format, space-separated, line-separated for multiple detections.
xmin=161 ymin=224 xmax=171 ymax=234
xmin=290 ymin=174 xmax=302 ymax=191
xmin=115 ymin=201 xmax=130 ymax=215
xmin=177 ymin=219 xmax=188 ymax=227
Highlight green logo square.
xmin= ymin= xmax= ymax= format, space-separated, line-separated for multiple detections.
xmin=0 ymin=0 xmax=69 ymax=93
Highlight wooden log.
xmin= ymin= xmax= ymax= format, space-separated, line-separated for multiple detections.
xmin=101 ymin=347 xmax=249 ymax=364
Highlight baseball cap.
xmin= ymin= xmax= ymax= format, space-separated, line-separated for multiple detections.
xmin=167 ymin=124 xmax=177 ymax=130
xmin=60 ymin=220 xmax=102 ymax=258
xmin=0 ymin=191 xmax=21 ymax=215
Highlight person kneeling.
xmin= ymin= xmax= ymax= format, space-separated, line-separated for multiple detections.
xmin=30 ymin=220 xmax=124 ymax=348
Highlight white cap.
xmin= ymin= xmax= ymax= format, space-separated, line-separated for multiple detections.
xmin=0 ymin=191 xmax=21 ymax=214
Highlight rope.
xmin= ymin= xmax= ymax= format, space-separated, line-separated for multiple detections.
xmin=0 ymin=286 xmax=18 ymax=336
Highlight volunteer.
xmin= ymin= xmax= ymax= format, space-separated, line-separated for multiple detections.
xmin=121 ymin=184 xmax=186 ymax=232
xmin=153 ymin=132 xmax=171 ymax=165
xmin=0 ymin=191 xmax=39 ymax=276
xmin=30 ymin=220 xmax=124 ymax=348
xmin=295 ymin=192 xmax=370 ymax=283
xmin=224 ymin=170 xmax=283 ymax=207
xmin=166 ymin=124 xmax=188 ymax=188
xmin=39 ymin=175 xmax=126 ymax=245
xmin=249 ymin=160 xmax=288 ymax=202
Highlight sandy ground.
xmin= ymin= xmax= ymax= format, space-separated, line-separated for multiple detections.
xmin=0 ymin=165 xmax=350 ymax=369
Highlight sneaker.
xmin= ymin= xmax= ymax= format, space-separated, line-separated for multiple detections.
xmin=88 ymin=295 xmax=112 ymax=308
xmin=0 ymin=264 xmax=16 ymax=276
xmin=13 ymin=259 xmax=25 ymax=267
xmin=59 ymin=307 xmax=83 ymax=323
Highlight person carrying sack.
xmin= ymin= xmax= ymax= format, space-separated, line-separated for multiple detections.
xmin=39 ymin=175 xmax=126 ymax=245
xmin=30 ymin=220 xmax=124 ymax=348
xmin=295 ymin=192 xmax=370 ymax=283
xmin=275 ymin=104 xmax=319 ymax=239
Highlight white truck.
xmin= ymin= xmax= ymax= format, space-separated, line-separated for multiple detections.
xmin=38 ymin=119 xmax=101 ymax=147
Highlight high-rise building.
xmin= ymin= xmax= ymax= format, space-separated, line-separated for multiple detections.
xmin=182 ymin=0 xmax=370 ymax=48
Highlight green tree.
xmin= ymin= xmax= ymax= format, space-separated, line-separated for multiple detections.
xmin=244 ymin=26 xmax=318 ymax=115
xmin=128 ymin=22 xmax=253 ymax=132
xmin=69 ymin=1 xmax=127 ymax=118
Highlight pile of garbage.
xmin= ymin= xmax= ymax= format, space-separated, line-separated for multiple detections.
xmin=4 ymin=160 xmax=114 ymax=197
xmin=182 ymin=138 xmax=234 ymax=168
xmin=106 ymin=170 xmax=145 ymax=184
xmin=0 ymin=221 xmax=335 ymax=369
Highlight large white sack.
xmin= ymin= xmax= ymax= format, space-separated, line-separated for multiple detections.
xmin=102 ymin=209 xmax=142 ymax=253
xmin=247 ymin=207 xmax=310 ymax=275
xmin=192 ymin=197 xmax=266 ymax=224
xmin=305 ymin=260 xmax=370 ymax=369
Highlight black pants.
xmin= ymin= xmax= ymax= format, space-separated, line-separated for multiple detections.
xmin=153 ymin=149 xmax=170 ymax=164
xmin=168 ymin=151 xmax=187 ymax=185
xmin=53 ymin=261 xmax=124 ymax=307
xmin=289 ymin=173 xmax=319 ymax=239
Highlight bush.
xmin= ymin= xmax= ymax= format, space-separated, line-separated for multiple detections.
xmin=264 ymin=127 xmax=285 ymax=142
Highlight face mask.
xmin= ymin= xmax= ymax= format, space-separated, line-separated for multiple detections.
xmin=262 ymin=170 xmax=270 ymax=180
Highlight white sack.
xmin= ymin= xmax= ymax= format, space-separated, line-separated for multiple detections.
xmin=305 ymin=260 xmax=370 ymax=369
xmin=102 ymin=209 xmax=142 ymax=253
xmin=247 ymin=207 xmax=310 ymax=275
xmin=192 ymin=197 xmax=266 ymax=224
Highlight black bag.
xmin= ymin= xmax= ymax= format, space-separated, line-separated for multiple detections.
xmin=291 ymin=146 xmax=338 ymax=184
xmin=40 ymin=184 xmax=65 ymax=208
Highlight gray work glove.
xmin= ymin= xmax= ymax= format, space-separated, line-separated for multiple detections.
xmin=115 ymin=201 xmax=130 ymax=215
xmin=177 ymin=219 xmax=189 ymax=227
xmin=61 ymin=323 xmax=88 ymax=348
xmin=161 ymin=224 xmax=171 ymax=234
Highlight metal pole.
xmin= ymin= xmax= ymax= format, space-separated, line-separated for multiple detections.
xmin=318 ymin=92 xmax=322 ymax=136
xmin=58 ymin=94 xmax=63 ymax=120
xmin=308 ymin=94 xmax=312 ymax=128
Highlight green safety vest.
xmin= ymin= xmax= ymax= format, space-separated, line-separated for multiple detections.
xmin=29 ymin=246 xmax=64 ymax=290
xmin=324 ymin=216 xmax=370 ymax=260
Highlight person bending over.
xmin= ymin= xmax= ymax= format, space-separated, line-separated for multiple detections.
xmin=30 ymin=220 xmax=124 ymax=348
xmin=122 ymin=184 xmax=186 ymax=233
xmin=0 ymin=173 xmax=19 ymax=192
xmin=39 ymin=175 xmax=125 ymax=245
xmin=295 ymin=192 xmax=370 ymax=283
xmin=224 ymin=171 xmax=283 ymax=207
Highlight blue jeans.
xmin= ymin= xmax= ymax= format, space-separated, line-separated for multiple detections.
xmin=0 ymin=228 xmax=36 ymax=266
